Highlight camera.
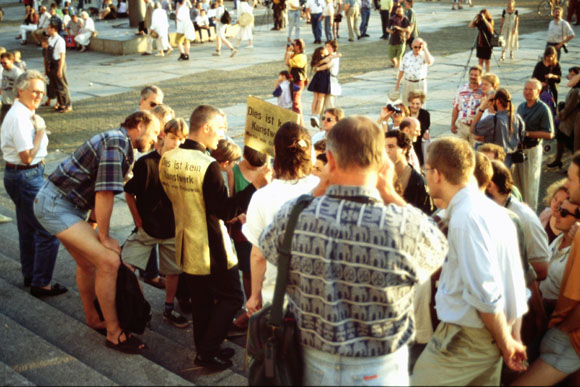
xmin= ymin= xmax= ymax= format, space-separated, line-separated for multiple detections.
xmin=386 ymin=104 xmax=401 ymax=113
xmin=563 ymin=44 xmax=569 ymax=54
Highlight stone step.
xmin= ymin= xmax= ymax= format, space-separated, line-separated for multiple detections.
xmin=0 ymin=360 xmax=35 ymax=386
xmin=0 ymin=276 xmax=193 ymax=386
xmin=0 ymin=311 xmax=115 ymax=386
xmin=0 ymin=218 xmax=249 ymax=385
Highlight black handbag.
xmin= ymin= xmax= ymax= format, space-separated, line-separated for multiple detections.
xmin=245 ymin=194 xmax=313 ymax=386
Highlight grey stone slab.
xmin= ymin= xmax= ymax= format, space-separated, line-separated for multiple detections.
xmin=0 ymin=311 xmax=116 ymax=386
xmin=0 ymin=361 xmax=35 ymax=387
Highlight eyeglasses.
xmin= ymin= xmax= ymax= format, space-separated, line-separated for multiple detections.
xmin=558 ymin=205 xmax=580 ymax=219
xmin=149 ymin=102 xmax=158 ymax=108
xmin=412 ymin=45 xmax=422 ymax=49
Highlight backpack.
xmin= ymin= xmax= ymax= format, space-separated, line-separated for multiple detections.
xmin=116 ymin=261 xmax=152 ymax=335
xmin=220 ymin=9 xmax=231 ymax=24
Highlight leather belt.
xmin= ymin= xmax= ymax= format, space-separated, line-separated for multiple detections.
xmin=406 ymin=78 xmax=425 ymax=83
xmin=5 ymin=161 xmax=43 ymax=170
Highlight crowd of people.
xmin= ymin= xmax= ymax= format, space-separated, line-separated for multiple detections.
xmin=3 ymin=0 xmax=580 ymax=385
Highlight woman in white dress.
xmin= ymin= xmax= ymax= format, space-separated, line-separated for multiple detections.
xmin=75 ymin=12 xmax=96 ymax=52
xmin=235 ymin=0 xmax=254 ymax=48
xmin=213 ymin=0 xmax=238 ymax=56
xmin=175 ymin=0 xmax=195 ymax=60
xmin=499 ymin=0 xmax=519 ymax=60
xmin=151 ymin=1 xmax=172 ymax=57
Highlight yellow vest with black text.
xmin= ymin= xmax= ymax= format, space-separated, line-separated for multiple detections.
xmin=159 ymin=148 xmax=237 ymax=275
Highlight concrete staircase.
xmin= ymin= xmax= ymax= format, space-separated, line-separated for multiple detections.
xmin=0 ymin=197 xmax=249 ymax=385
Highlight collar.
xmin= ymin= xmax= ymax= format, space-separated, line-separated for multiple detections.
xmin=181 ymin=139 xmax=207 ymax=152
xmin=14 ymin=99 xmax=35 ymax=115
xmin=446 ymin=181 xmax=478 ymax=219
xmin=325 ymin=185 xmax=382 ymax=203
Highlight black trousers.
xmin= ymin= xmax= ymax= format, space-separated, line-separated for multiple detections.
xmin=186 ymin=266 xmax=243 ymax=356
xmin=380 ymin=9 xmax=389 ymax=39
xmin=47 ymin=61 xmax=71 ymax=108
xmin=273 ymin=4 xmax=284 ymax=29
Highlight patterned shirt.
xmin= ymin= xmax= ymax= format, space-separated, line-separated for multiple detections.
xmin=452 ymin=83 xmax=484 ymax=120
xmin=260 ymin=185 xmax=448 ymax=357
xmin=48 ymin=128 xmax=134 ymax=211
xmin=400 ymin=50 xmax=429 ymax=81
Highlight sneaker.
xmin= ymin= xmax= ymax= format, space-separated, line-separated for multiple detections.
xmin=212 ymin=51 xmax=221 ymax=56
xmin=230 ymin=48 xmax=239 ymax=57
xmin=163 ymin=310 xmax=190 ymax=328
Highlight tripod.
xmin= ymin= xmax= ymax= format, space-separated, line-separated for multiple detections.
xmin=255 ymin=0 xmax=274 ymax=31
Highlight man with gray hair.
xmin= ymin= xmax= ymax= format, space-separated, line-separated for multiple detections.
xmin=1 ymin=70 xmax=64 ymax=296
xmin=513 ymin=78 xmax=555 ymax=211
xmin=395 ymin=37 xmax=433 ymax=106
xmin=138 ymin=85 xmax=164 ymax=111
xmin=258 ymin=115 xmax=447 ymax=384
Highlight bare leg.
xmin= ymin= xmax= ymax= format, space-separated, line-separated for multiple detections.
xmin=312 ymin=92 xmax=325 ymax=116
xmin=511 ymin=359 xmax=568 ymax=386
xmin=184 ymin=41 xmax=190 ymax=56
xmin=484 ymin=59 xmax=490 ymax=73
xmin=56 ymin=221 xmax=124 ymax=344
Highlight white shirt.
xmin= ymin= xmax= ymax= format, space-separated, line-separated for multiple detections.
xmin=48 ymin=34 xmax=66 ymax=61
xmin=274 ymin=80 xmax=293 ymax=109
xmin=195 ymin=14 xmax=209 ymax=26
xmin=323 ymin=1 xmax=334 ymax=16
xmin=242 ymin=176 xmax=320 ymax=303
xmin=540 ymin=234 xmax=571 ymax=300
xmin=1 ymin=100 xmax=49 ymax=165
xmin=151 ymin=8 xmax=169 ymax=34
xmin=507 ymin=197 xmax=550 ymax=263
xmin=547 ymin=19 xmax=575 ymax=43
xmin=80 ymin=17 xmax=95 ymax=33
xmin=328 ymin=57 xmax=341 ymax=96
xmin=436 ymin=183 xmax=528 ymax=327
xmin=176 ymin=4 xmax=192 ymax=33
xmin=400 ymin=50 xmax=431 ymax=81
xmin=306 ymin=0 xmax=326 ymax=14
xmin=118 ymin=1 xmax=127 ymax=12
xmin=38 ymin=12 xmax=51 ymax=28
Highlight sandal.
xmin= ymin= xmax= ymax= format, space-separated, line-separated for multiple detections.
xmin=105 ymin=331 xmax=147 ymax=354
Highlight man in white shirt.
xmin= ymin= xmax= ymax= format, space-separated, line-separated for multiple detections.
xmin=305 ymin=0 xmax=325 ymax=44
xmin=1 ymin=70 xmax=65 ymax=297
xmin=395 ymin=38 xmax=433 ymax=106
xmin=47 ymin=22 xmax=72 ymax=113
xmin=546 ymin=6 xmax=575 ymax=60
xmin=412 ymin=137 xmax=528 ymax=385
xmin=31 ymin=6 xmax=51 ymax=45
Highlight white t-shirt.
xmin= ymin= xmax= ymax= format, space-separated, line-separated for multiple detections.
xmin=195 ymin=14 xmax=209 ymax=26
xmin=242 ymin=175 xmax=320 ymax=302
xmin=1 ymin=100 xmax=49 ymax=165
xmin=48 ymin=34 xmax=66 ymax=61
xmin=176 ymin=3 xmax=192 ymax=33
xmin=306 ymin=0 xmax=326 ymax=14
xmin=540 ymin=234 xmax=572 ymax=300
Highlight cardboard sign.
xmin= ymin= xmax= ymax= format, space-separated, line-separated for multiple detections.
xmin=244 ymin=96 xmax=300 ymax=157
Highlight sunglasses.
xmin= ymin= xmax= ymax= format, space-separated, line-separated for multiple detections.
xmin=412 ymin=45 xmax=422 ymax=49
xmin=558 ymin=205 xmax=580 ymax=219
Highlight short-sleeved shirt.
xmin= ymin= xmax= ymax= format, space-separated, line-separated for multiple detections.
xmin=540 ymin=234 xmax=571 ymax=300
xmin=517 ymin=99 xmax=554 ymax=147
xmin=48 ymin=34 xmax=66 ymax=61
xmin=388 ymin=14 xmax=409 ymax=45
xmin=124 ymin=151 xmax=175 ymax=239
xmin=306 ymin=0 xmax=325 ymax=13
xmin=405 ymin=7 xmax=417 ymax=38
xmin=1 ymin=100 xmax=48 ymax=165
xmin=400 ymin=50 xmax=429 ymax=81
xmin=259 ymin=185 xmax=448 ymax=357
xmin=48 ymin=128 xmax=134 ymax=211
xmin=289 ymin=52 xmax=307 ymax=81
xmin=547 ymin=19 xmax=575 ymax=43
xmin=66 ymin=19 xmax=83 ymax=35
xmin=452 ymin=83 xmax=484 ymax=120
xmin=1 ymin=66 xmax=24 ymax=105
xmin=473 ymin=110 xmax=525 ymax=153
xmin=507 ymin=196 xmax=551 ymax=264
xmin=549 ymin=230 xmax=580 ymax=356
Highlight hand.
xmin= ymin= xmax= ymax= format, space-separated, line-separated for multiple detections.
xmin=99 ymin=235 xmax=121 ymax=255
xmin=238 ymin=213 xmax=247 ymax=224
xmin=395 ymin=84 xmax=400 ymax=91
xmin=57 ymin=68 xmax=63 ymax=78
xmin=380 ymin=106 xmax=394 ymax=120
xmin=423 ymin=131 xmax=430 ymax=140
xmin=500 ymin=336 xmax=528 ymax=372
xmin=246 ymin=294 xmax=262 ymax=315
xmin=252 ymin=164 xmax=273 ymax=189
xmin=451 ymin=125 xmax=458 ymax=134
xmin=568 ymin=221 xmax=579 ymax=240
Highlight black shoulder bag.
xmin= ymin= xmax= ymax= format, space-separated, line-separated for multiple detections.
xmin=246 ymin=194 xmax=313 ymax=386
xmin=492 ymin=114 xmax=527 ymax=164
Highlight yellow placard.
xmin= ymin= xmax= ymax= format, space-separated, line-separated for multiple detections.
xmin=244 ymin=96 xmax=300 ymax=157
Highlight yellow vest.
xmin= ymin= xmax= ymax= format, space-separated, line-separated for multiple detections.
xmin=159 ymin=148 xmax=237 ymax=275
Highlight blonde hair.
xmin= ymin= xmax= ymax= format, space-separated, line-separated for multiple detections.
xmin=426 ymin=137 xmax=475 ymax=185
xmin=481 ymin=73 xmax=500 ymax=89
xmin=164 ymin=118 xmax=189 ymax=139
xmin=543 ymin=178 xmax=568 ymax=207
xmin=211 ymin=138 xmax=242 ymax=163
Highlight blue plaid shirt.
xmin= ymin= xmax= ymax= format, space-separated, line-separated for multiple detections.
xmin=48 ymin=128 xmax=134 ymax=211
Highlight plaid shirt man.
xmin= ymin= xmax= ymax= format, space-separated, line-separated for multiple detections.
xmin=48 ymin=128 xmax=134 ymax=211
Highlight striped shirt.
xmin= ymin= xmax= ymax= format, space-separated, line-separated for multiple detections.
xmin=260 ymin=185 xmax=448 ymax=357
xmin=48 ymin=128 xmax=134 ymax=211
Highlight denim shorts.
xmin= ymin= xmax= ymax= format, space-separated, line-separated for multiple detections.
xmin=540 ymin=327 xmax=580 ymax=374
xmin=34 ymin=181 xmax=88 ymax=236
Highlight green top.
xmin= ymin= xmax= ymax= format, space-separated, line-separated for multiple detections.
xmin=233 ymin=164 xmax=251 ymax=194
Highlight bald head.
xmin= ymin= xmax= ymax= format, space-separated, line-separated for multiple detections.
xmin=400 ymin=117 xmax=421 ymax=141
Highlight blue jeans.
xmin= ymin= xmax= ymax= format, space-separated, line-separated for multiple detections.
xmin=324 ymin=15 xmax=332 ymax=41
xmin=4 ymin=164 xmax=60 ymax=287
xmin=311 ymin=12 xmax=323 ymax=42
xmin=303 ymin=345 xmax=409 ymax=385
xmin=288 ymin=10 xmax=301 ymax=40
xmin=360 ymin=7 xmax=371 ymax=35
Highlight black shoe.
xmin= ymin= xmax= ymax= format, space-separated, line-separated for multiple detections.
xmin=178 ymin=54 xmax=185 ymax=61
xmin=362 ymin=33 xmax=370 ymax=37
xmin=184 ymin=55 xmax=190 ymax=60
xmin=547 ymin=160 xmax=563 ymax=169
xmin=163 ymin=310 xmax=190 ymax=328
xmin=30 ymin=283 xmax=68 ymax=297
xmin=357 ymin=35 xmax=362 ymax=40
xmin=142 ymin=52 xmax=152 ymax=56
xmin=218 ymin=347 xmax=236 ymax=360
xmin=194 ymin=354 xmax=232 ymax=371
xmin=348 ymin=38 xmax=354 ymax=42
